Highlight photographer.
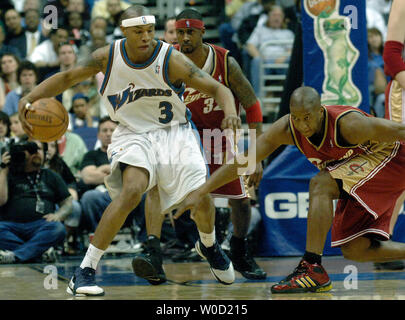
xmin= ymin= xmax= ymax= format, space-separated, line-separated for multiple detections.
xmin=0 ymin=138 xmax=72 ymax=264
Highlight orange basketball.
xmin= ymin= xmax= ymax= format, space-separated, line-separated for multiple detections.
xmin=24 ymin=98 xmax=69 ymax=142
xmin=306 ymin=0 xmax=336 ymax=16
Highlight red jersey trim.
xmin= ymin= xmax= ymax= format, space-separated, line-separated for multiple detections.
xmin=333 ymin=109 xmax=363 ymax=149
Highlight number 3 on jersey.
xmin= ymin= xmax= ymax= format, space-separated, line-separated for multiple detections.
xmin=158 ymin=101 xmax=173 ymax=124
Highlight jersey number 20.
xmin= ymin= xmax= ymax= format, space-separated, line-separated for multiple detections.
xmin=158 ymin=101 xmax=173 ymax=124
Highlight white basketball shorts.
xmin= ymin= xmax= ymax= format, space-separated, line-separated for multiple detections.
xmin=105 ymin=122 xmax=208 ymax=213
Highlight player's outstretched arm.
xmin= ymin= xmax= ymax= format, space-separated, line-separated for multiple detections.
xmin=384 ymin=0 xmax=405 ymax=88
xmin=227 ymin=55 xmax=263 ymax=135
xmin=173 ymin=115 xmax=294 ymax=218
xmin=227 ymin=55 xmax=263 ymax=187
xmin=168 ymin=49 xmax=241 ymax=131
xmin=339 ymin=112 xmax=405 ymax=145
xmin=18 ymin=45 xmax=110 ymax=135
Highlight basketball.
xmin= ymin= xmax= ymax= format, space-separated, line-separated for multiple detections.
xmin=24 ymin=98 xmax=69 ymax=142
xmin=306 ymin=0 xmax=336 ymax=17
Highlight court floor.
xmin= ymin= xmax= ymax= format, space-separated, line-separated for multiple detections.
xmin=2 ymin=255 xmax=405 ymax=301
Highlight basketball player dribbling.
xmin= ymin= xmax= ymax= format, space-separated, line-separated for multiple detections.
xmin=132 ymin=9 xmax=266 ymax=286
xmin=174 ymin=86 xmax=405 ymax=293
xmin=18 ymin=5 xmax=241 ymax=296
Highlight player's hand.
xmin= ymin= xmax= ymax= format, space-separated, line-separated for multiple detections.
xmin=43 ymin=213 xmax=62 ymax=222
xmin=173 ymin=189 xmax=204 ymax=220
xmin=18 ymin=97 xmax=34 ymax=137
xmin=247 ymin=161 xmax=263 ymax=189
xmin=221 ymin=115 xmax=242 ymax=132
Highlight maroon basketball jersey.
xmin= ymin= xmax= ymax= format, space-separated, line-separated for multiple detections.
xmin=289 ymin=105 xmax=371 ymax=170
xmin=174 ymin=43 xmax=241 ymax=135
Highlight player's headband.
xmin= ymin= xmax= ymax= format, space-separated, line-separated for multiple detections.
xmin=121 ymin=15 xmax=156 ymax=27
xmin=175 ymin=19 xmax=204 ymax=30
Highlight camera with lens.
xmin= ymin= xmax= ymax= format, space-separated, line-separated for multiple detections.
xmin=1 ymin=139 xmax=39 ymax=172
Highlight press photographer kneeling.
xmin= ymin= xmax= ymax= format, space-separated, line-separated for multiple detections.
xmin=0 ymin=138 xmax=72 ymax=264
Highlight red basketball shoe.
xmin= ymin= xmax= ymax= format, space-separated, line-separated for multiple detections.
xmin=271 ymin=259 xmax=332 ymax=293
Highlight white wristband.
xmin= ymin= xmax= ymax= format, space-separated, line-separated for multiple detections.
xmin=121 ymin=15 xmax=156 ymax=27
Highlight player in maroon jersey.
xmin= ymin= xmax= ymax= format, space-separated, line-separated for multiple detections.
xmin=131 ymin=9 xmax=266 ymax=284
xmin=174 ymin=86 xmax=405 ymax=293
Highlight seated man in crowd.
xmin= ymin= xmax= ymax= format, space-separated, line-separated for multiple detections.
xmin=79 ymin=117 xmax=146 ymax=240
xmin=246 ymin=5 xmax=295 ymax=95
xmin=0 ymin=138 xmax=72 ymax=263
xmin=79 ymin=116 xmax=117 ymax=231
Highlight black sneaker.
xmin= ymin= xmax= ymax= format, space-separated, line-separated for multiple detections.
xmin=229 ymin=237 xmax=266 ymax=280
xmin=195 ymin=240 xmax=235 ymax=285
xmin=66 ymin=267 xmax=104 ymax=296
xmin=132 ymin=244 xmax=166 ymax=285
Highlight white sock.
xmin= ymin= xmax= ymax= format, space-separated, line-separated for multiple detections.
xmin=80 ymin=244 xmax=105 ymax=270
xmin=199 ymin=228 xmax=216 ymax=248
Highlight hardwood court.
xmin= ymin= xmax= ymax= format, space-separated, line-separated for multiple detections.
xmin=2 ymin=255 xmax=405 ymax=300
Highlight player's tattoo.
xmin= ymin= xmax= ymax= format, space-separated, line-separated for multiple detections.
xmin=186 ymin=60 xmax=205 ymax=79
xmin=227 ymin=56 xmax=257 ymax=108
xmin=77 ymin=46 xmax=108 ymax=72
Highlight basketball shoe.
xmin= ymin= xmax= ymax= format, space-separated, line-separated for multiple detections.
xmin=195 ymin=240 xmax=235 ymax=285
xmin=228 ymin=237 xmax=266 ymax=280
xmin=66 ymin=267 xmax=105 ymax=296
xmin=132 ymin=236 xmax=167 ymax=285
xmin=271 ymin=259 xmax=332 ymax=293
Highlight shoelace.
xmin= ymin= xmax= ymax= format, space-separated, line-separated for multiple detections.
xmin=283 ymin=261 xmax=308 ymax=282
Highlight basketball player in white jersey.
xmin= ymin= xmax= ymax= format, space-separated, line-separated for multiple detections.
xmin=18 ymin=5 xmax=241 ymax=296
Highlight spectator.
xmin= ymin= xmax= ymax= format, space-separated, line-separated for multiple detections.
xmin=78 ymin=28 xmax=107 ymax=58
xmin=368 ymin=27 xmax=387 ymax=118
xmin=69 ymin=92 xmax=99 ymax=131
xmin=45 ymin=42 xmax=77 ymax=110
xmin=91 ymin=0 xmax=130 ymax=24
xmin=162 ymin=17 xmax=177 ymax=45
xmin=79 ymin=117 xmax=116 ymax=230
xmin=4 ymin=9 xmax=24 ymax=44
xmin=9 ymin=9 xmax=45 ymax=59
xmin=28 ymin=26 xmax=69 ymax=75
xmin=45 ymin=140 xmax=83 ymax=255
xmin=218 ymin=0 xmax=274 ymax=65
xmin=9 ymin=112 xmax=25 ymax=141
xmin=74 ymin=76 xmax=108 ymax=118
xmin=57 ymin=130 xmax=88 ymax=179
xmin=65 ymin=11 xmax=91 ymax=48
xmin=246 ymin=5 xmax=295 ymax=95
xmin=79 ymin=117 xmax=146 ymax=239
xmin=0 ymin=138 xmax=71 ymax=264
xmin=0 ymin=23 xmax=22 ymax=59
xmin=0 ymin=53 xmax=20 ymax=110
xmin=22 ymin=0 xmax=42 ymax=13
xmin=0 ymin=111 xmax=10 ymax=154
xmin=3 ymin=60 xmax=38 ymax=116
xmin=66 ymin=0 xmax=91 ymax=28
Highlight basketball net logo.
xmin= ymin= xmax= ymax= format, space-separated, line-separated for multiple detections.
xmin=142 ymin=16 xmax=147 ymax=24
xmin=186 ymin=20 xmax=190 ymax=27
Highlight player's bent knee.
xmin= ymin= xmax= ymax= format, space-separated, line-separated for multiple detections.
xmin=341 ymin=237 xmax=371 ymax=262
xmin=309 ymin=170 xmax=339 ymax=198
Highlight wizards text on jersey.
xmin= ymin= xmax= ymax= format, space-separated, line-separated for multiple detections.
xmin=107 ymin=83 xmax=173 ymax=111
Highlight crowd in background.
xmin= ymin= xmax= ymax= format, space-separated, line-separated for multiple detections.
xmin=0 ymin=0 xmax=392 ymax=264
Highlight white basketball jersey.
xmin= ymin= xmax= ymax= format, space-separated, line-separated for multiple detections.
xmin=99 ymin=39 xmax=189 ymax=133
